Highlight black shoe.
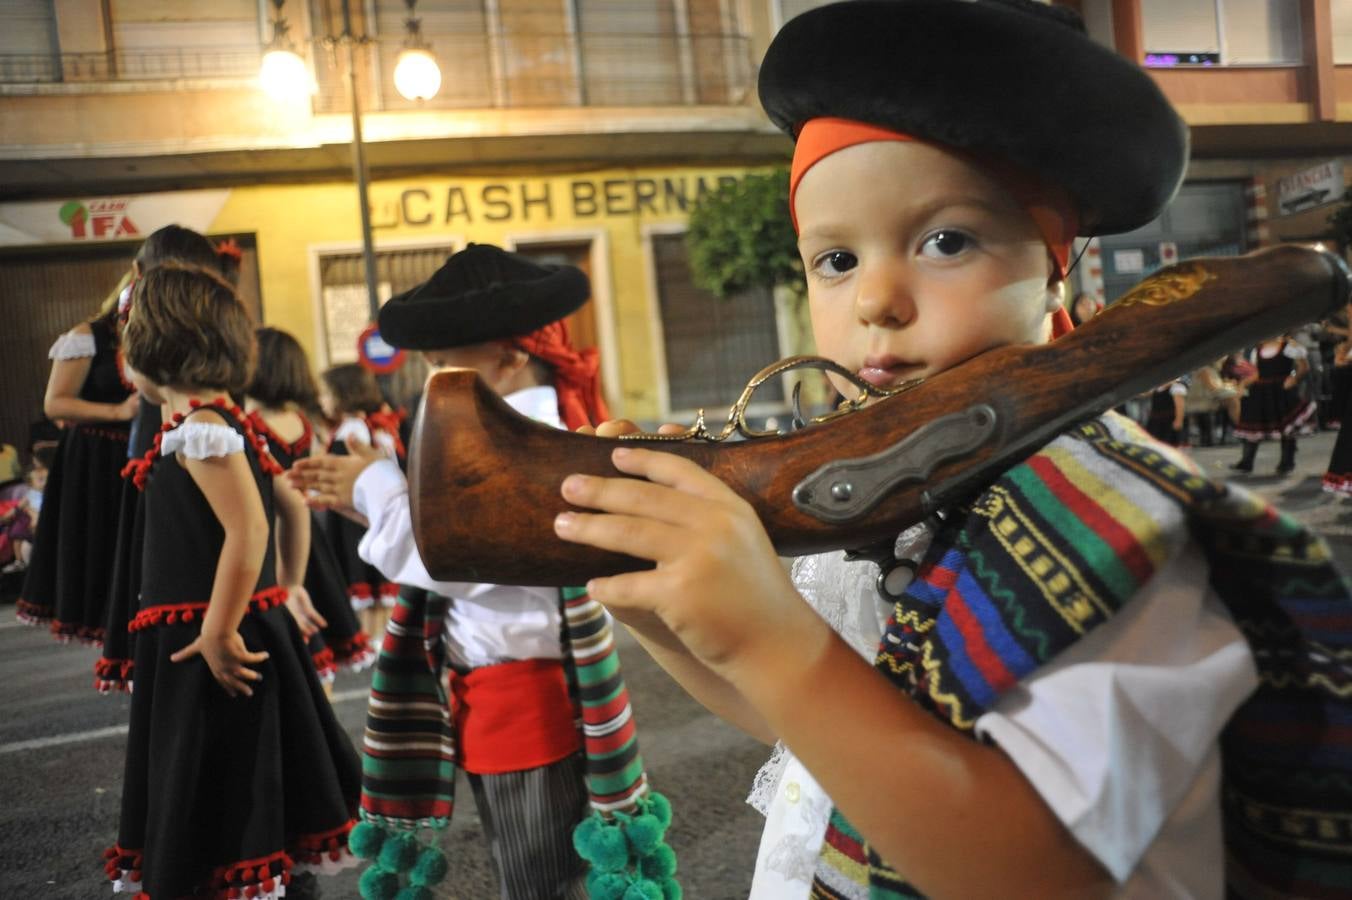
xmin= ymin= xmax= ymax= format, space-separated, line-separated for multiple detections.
xmin=1230 ymin=462 xmax=1253 ymax=473
xmin=1276 ymin=463 xmax=1296 ymax=475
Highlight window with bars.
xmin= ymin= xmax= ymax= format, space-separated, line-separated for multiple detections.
xmin=106 ymin=0 xmax=262 ymax=79
xmin=650 ymin=232 xmax=784 ymax=415
xmin=315 ymin=244 xmax=454 ymax=365
xmin=323 ymin=0 xmax=750 ymax=113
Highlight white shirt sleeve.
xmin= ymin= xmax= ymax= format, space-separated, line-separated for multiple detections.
xmin=160 ymin=422 xmax=245 ymax=460
xmin=48 ymin=331 xmax=97 ymax=360
xmin=1169 ymin=381 xmax=1187 ymax=397
xmin=352 ymin=457 xmax=474 ymax=595
xmin=1284 ymin=342 xmax=1308 ymax=360
xmin=974 ymin=541 xmax=1257 ymax=883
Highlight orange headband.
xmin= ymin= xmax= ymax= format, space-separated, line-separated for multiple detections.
xmin=790 ymin=117 xmax=1078 ymax=336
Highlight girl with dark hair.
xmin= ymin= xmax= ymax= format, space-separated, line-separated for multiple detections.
xmin=106 ymin=263 xmax=359 ymax=899
xmin=16 ymin=273 xmax=138 ymax=642
xmin=247 ymin=329 xmax=374 ymax=679
xmin=317 ymin=363 xmax=403 ymax=636
xmin=99 ymin=224 xmax=228 ymax=692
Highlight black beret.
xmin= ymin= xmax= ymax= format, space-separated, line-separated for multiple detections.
xmin=378 ymin=243 xmax=590 ymax=351
xmin=758 ymin=0 xmax=1189 ymax=235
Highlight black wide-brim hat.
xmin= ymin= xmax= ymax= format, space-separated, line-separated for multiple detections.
xmin=378 ymin=243 xmax=590 ymax=350
xmin=758 ymin=0 xmax=1189 ymax=236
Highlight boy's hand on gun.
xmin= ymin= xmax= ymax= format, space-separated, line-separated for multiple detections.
xmin=558 ymin=423 xmax=827 ymax=683
xmin=283 ymin=584 xmax=328 ymax=638
xmin=170 ymin=628 xmax=270 ymax=698
xmin=287 ymin=435 xmax=380 ymax=524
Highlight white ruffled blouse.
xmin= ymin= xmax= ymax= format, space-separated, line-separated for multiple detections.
xmin=159 ymin=422 xmax=244 ymax=460
xmin=48 ymin=330 xmax=97 ymax=360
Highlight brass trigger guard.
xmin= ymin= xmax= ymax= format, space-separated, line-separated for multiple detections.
xmin=616 ymin=355 xmax=924 ymax=443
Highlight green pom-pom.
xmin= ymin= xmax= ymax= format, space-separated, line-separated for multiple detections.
xmin=623 ymin=880 xmax=664 ymax=900
xmin=638 ymin=843 xmax=677 ymax=880
xmin=643 ymin=792 xmax=673 ymax=828
xmin=575 ymin=819 xmax=630 ymax=872
xmin=358 ymin=866 xmax=400 ymax=900
xmin=394 ymin=888 xmax=433 ymax=900
xmin=377 ymin=831 xmax=421 ymax=873
xmin=572 ymin=814 xmax=603 ymax=855
xmin=661 ymin=877 xmax=683 ymax=900
xmin=586 ymin=869 xmax=630 ymax=900
xmin=349 ymin=822 xmax=388 ymax=859
xmin=409 ymin=845 xmax=449 ymax=887
xmin=624 ymin=814 xmax=665 ymax=856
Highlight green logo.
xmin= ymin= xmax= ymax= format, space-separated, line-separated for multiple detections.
xmin=58 ymin=201 xmax=86 ymax=225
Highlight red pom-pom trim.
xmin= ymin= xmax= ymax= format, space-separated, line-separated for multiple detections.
xmin=129 ymin=586 xmax=288 ymax=633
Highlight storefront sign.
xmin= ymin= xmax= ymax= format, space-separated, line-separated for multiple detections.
xmin=371 ymin=174 xmax=742 ymax=230
xmin=1113 ymin=249 xmax=1145 ymax=274
xmin=1276 ymin=161 xmax=1344 ymax=216
xmin=0 ymin=191 xmax=231 ymax=245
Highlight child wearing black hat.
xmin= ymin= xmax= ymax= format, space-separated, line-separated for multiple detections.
xmin=554 ymin=2 xmax=1352 ymax=899
xmin=291 ymin=243 xmax=671 ymax=900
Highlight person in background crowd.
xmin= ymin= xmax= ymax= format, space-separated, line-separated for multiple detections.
xmin=1144 ymin=378 xmax=1188 ymax=447
xmin=1184 ymin=359 xmax=1241 ymax=447
xmin=1068 ymin=290 xmax=1100 ymax=327
xmin=16 ymin=269 xmax=138 ymax=642
xmin=1232 ymin=334 xmax=1316 ymax=474
xmin=316 ymin=363 xmax=403 ymax=639
xmin=246 ymin=328 xmax=375 ymax=686
xmin=98 ymin=224 xmax=230 ymax=694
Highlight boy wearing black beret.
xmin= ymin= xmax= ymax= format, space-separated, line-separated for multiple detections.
xmin=555 ymin=2 xmax=1352 ymax=898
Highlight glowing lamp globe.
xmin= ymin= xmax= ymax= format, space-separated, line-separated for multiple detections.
xmin=394 ymin=48 xmax=441 ymax=101
xmin=259 ymin=48 xmax=313 ymax=101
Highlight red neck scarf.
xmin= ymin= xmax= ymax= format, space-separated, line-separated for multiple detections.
xmin=512 ymin=321 xmax=609 ymax=430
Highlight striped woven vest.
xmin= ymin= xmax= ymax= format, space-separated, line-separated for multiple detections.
xmin=809 ymin=414 xmax=1352 ymax=899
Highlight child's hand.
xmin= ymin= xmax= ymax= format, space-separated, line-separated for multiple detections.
xmin=576 ymin=419 xmax=688 ymax=438
xmin=283 ymin=584 xmax=328 ymax=638
xmin=288 ymin=436 xmax=381 ymax=515
xmin=113 ymin=394 xmax=140 ymax=421
xmin=170 ymin=629 xmax=270 ymax=698
xmin=554 ymin=447 xmax=824 ymax=681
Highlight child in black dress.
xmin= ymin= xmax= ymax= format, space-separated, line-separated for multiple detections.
xmin=1232 ymin=335 xmax=1316 ymax=474
xmin=317 ymin=363 xmax=402 ymax=638
xmin=247 ymin=328 xmax=375 ymax=680
xmin=17 ymin=288 xmax=138 ymax=641
xmin=107 ymin=262 xmax=359 ymax=898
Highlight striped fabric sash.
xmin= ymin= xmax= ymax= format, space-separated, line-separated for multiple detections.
xmin=355 ymin=586 xmax=657 ymax=880
xmin=809 ymin=414 xmax=1352 ymax=899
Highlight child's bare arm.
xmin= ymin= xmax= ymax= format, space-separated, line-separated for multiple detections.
xmin=170 ymin=448 xmax=271 ymax=697
xmin=44 ymin=325 xmax=138 ymax=424
xmin=557 ymin=448 xmax=1114 ymax=898
xmin=273 ymin=472 xmax=327 ymax=637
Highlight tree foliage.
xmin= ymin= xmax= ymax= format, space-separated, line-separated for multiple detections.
xmin=685 ymin=168 xmax=803 ymax=300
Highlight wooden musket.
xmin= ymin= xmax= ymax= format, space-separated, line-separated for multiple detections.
xmin=410 ymin=246 xmax=1351 ymax=586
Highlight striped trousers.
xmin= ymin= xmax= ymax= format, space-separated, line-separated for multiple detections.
xmin=466 ymin=751 xmax=590 ymax=900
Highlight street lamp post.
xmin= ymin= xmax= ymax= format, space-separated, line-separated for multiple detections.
xmin=260 ymin=0 xmax=441 ymax=323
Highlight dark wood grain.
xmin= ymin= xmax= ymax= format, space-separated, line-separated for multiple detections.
xmin=411 ymin=246 xmax=1350 ymax=585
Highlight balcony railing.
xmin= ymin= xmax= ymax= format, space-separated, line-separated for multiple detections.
xmin=1 ymin=31 xmax=753 ymax=111
xmin=0 ymin=47 xmax=262 ymax=84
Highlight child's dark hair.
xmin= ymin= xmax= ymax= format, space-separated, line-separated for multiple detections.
xmin=321 ymin=363 xmax=385 ymax=416
xmin=122 ymin=263 xmax=255 ymax=393
xmin=249 ymin=327 xmax=320 ymax=412
xmin=135 ymin=225 xmax=220 ymax=273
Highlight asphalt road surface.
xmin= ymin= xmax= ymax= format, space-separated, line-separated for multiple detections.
xmin=4 ymin=430 xmax=1352 ymax=899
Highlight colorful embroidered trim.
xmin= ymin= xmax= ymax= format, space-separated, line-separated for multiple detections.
xmin=74 ymin=423 xmax=131 ymax=441
xmin=129 ymin=586 xmax=288 ymax=633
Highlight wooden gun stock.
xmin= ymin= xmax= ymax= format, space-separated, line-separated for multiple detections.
xmin=411 ymin=246 xmax=1351 ymax=586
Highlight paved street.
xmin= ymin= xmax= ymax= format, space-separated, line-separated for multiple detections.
xmin=3 ymin=428 xmax=1351 ymax=899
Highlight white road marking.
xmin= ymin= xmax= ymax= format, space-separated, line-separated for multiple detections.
xmin=0 ymin=686 xmax=371 ymax=755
